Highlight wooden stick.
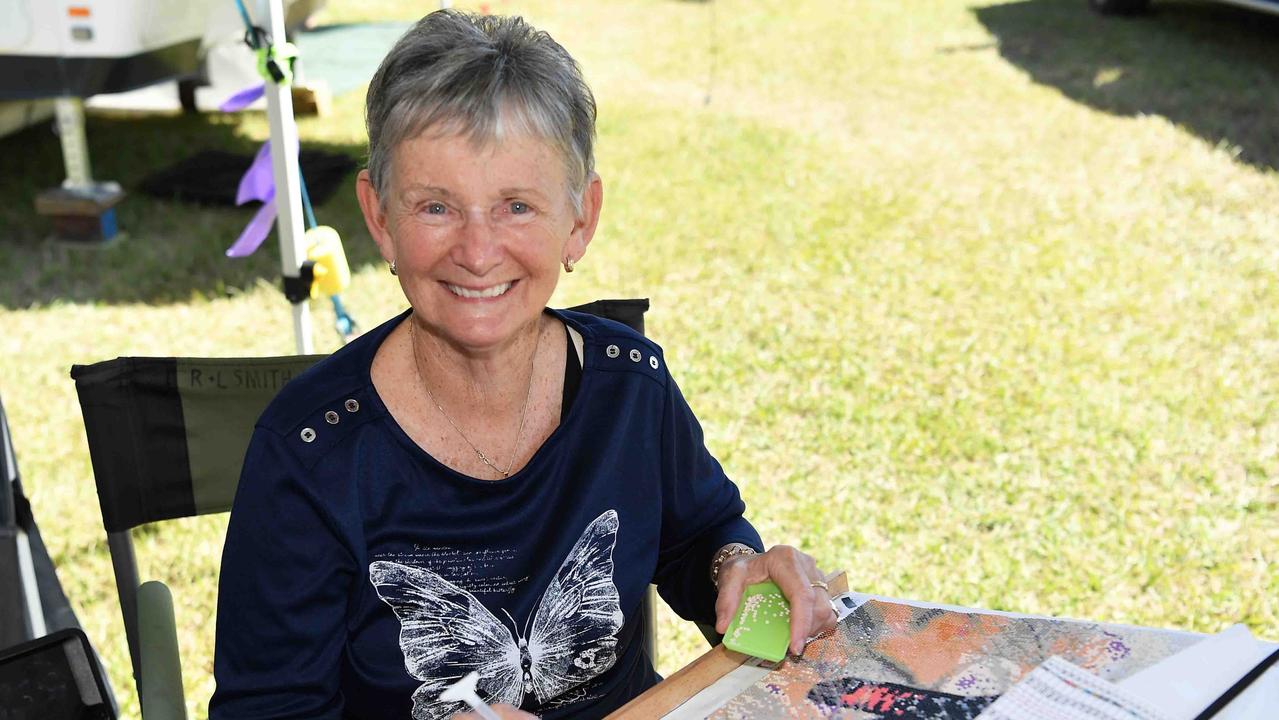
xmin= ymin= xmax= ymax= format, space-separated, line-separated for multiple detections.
xmin=607 ymin=645 xmax=750 ymax=718
xmin=608 ymin=572 xmax=849 ymax=718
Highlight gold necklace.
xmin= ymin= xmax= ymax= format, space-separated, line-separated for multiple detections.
xmin=408 ymin=319 xmax=541 ymax=479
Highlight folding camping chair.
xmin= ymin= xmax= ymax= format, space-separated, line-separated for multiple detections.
xmin=71 ymin=300 xmax=659 ymax=720
xmin=2 ymin=391 xmax=118 ymax=718
xmin=0 ymin=392 xmax=44 ymax=651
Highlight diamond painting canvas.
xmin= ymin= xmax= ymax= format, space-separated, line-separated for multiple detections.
xmin=708 ymin=599 xmax=1199 ymax=719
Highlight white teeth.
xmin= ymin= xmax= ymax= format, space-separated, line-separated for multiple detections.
xmin=447 ymin=282 xmax=512 ymax=299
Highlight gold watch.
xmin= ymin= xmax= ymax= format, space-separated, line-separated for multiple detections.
xmin=710 ymin=543 xmax=758 ymax=589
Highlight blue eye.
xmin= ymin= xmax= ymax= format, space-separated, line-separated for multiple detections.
xmin=426 ymin=202 xmax=447 ymax=215
xmin=510 ymin=201 xmax=529 ymax=215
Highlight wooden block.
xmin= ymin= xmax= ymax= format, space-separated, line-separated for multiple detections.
xmin=34 ymin=185 xmax=126 ymax=243
xmin=292 ymin=82 xmax=331 ymax=117
xmin=35 ymin=186 xmax=124 ymax=216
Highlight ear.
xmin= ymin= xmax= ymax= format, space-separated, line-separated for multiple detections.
xmin=565 ymin=173 xmax=603 ymax=264
xmin=356 ymin=169 xmax=395 ymax=264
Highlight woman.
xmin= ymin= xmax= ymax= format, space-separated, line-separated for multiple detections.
xmin=211 ymin=11 xmax=835 ymax=719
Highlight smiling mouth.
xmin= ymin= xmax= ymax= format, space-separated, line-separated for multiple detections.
xmin=444 ymin=281 xmax=514 ymax=299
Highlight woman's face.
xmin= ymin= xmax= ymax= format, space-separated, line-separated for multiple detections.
xmin=357 ymin=129 xmax=601 ymax=352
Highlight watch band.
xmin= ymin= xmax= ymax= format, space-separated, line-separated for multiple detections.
xmin=710 ymin=542 xmax=758 ymax=589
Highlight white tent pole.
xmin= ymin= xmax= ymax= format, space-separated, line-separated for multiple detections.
xmin=259 ymin=0 xmax=313 ymax=355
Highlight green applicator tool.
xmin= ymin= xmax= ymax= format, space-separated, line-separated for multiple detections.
xmin=723 ymin=581 xmax=792 ymax=662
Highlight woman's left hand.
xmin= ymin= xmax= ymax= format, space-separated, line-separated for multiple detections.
xmin=713 ymin=545 xmax=838 ymax=656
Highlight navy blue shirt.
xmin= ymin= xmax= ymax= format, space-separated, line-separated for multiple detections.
xmin=211 ymin=309 xmax=762 ymax=719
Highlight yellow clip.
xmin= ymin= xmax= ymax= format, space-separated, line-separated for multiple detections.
xmin=305 ymin=226 xmax=350 ymax=298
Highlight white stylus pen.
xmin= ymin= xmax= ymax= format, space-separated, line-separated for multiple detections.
xmin=440 ymin=671 xmax=502 ymax=720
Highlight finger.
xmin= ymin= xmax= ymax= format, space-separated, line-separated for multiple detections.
xmin=788 ymin=588 xmax=817 ymax=656
xmin=761 ymin=547 xmax=820 ymax=655
xmin=808 ymin=584 xmax=837 ymax=637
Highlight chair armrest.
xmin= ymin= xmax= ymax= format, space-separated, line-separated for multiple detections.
xmin=138 ymin=580 xmax=188 ymax=720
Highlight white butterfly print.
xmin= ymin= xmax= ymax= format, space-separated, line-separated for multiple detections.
xmin=369 ymin=509 xmax=625 ymax=720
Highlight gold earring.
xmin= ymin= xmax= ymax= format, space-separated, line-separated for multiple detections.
xmin=563 ymin=258 xmax=575 ymax=273
xmin=389 ymin=261 xmax=397 ymax=276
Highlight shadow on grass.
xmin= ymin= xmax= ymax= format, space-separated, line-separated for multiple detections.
xmin=973 ymin=0 xmax=1279 ymax=170
xmin=0 ymin=112 xmax=381 ymax=310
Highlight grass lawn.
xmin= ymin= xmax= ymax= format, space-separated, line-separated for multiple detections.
xmin=2 ymin=0 xmax=1277 ymax=716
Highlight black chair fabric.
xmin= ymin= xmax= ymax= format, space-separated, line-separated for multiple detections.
xmin=71 ymin=356 xmax=323 ymax=533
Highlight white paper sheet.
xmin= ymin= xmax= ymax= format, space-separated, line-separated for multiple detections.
xmin=1118 ymin=624 xmax=1279 ymax=720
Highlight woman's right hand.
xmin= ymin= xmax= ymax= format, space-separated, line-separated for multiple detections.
xmin=453 ymin=704 xmax=538 ymax=719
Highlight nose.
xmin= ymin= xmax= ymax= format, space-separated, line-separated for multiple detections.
xmin=450 ymin=208 xmax=503 ymax=276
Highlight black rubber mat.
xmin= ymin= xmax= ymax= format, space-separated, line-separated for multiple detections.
xmin=138 ymin=148 xmax=356 ymax=206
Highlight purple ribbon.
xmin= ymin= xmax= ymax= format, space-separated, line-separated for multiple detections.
xmin=227 ymin=197 xmax=278 ymax=257
xmin=219 ymin=84 xmax=266 ymax=112
xmin=237 ymin=141 xmax=276 ymax=206
xmin=225 ymin=135 xmax=299 ymax=258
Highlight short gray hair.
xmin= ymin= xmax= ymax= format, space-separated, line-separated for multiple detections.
xmin=365 ymin=11 xmax=597 ymax=214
